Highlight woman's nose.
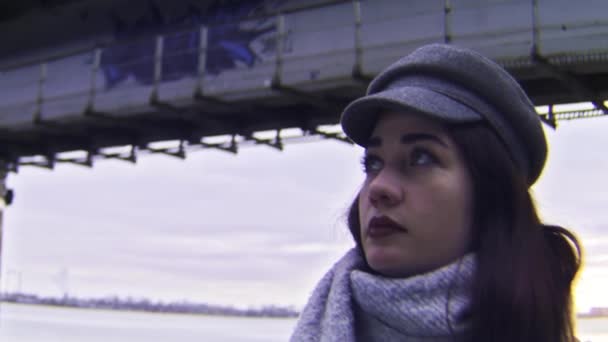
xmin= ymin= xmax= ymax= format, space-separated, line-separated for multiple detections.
xmin=368 ymin=170 xmax=403 ymax=208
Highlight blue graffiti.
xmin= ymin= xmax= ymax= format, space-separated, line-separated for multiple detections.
xmin=205 ymin=22 xmax=276 ymax=75
xmin=100 ymin=0 xmax=282 ymax=89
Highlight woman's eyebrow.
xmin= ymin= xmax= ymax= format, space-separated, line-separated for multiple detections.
xmin=401 ymin=133 xmax=448 ymax=147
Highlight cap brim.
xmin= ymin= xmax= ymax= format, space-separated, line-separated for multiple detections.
xmin=340 ymin=86 xmax=482 ymax=146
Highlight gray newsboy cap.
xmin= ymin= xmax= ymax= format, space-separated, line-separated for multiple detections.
xmin=340 ymin=43 xmax=547 ymax=185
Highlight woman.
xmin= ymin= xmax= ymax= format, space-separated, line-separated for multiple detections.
xmin=290 ymin=44 xmax=581 ymax=341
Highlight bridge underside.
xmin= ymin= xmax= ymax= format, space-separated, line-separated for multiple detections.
xmin=0 ymin=0 xmax=607 ymax=170
xmin=0 ymin=92 xmax=356 ymax=168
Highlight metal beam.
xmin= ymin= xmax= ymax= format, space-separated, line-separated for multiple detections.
xmin=531 ymin=52 xmax=608 ymax=114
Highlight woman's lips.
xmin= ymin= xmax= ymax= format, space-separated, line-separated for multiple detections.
xmin=366 ymin=216 xmax=407 ymax=238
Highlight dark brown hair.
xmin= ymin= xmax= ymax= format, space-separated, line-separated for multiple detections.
xmin=347 ymin=122 xmax=581 ymax=341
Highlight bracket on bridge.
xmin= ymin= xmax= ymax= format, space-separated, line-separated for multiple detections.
xmin=57 ymin=149 xmax=96 ymax=168
xmin=0 ymin=132 xmax=34 ymax=168
xmin=199 ymin=134 xmax=238 ymax=154
xmin=539 ymin=104 xmax=557 ymax=129
xmin=148 ymin=140 xmax=187 ymax=160
xmin=5 ymin=161 xmax=18 ymax=174
xmin=308 ymin=128 xmax=353 ymax=145
xmin=0 ymin=158 xmax=18 ymax=174
xmin=101 ymin=145 xmax=138 ymax=164
xmin=244 ymin=130 xmax=283 ymax=151
xmin=21 ymin=154 xmax=56 ymax=170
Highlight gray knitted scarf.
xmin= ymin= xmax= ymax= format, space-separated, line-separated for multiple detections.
xmin=290 ymin=248 xmax=476 ymax=342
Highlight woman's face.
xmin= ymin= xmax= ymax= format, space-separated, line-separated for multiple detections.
xmin=358 ymin=111 xmax=474 ymax=277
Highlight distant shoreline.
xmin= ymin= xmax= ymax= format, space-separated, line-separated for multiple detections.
xmin=0 ymin=292 xmax=299 ymax=319
xmin=3 ymin=292 xmax=604 ymax=320
xmin=577 ymin=307 xmax=608 ymax=319
xmin=577 ymin=314 xmax=608 ymax=319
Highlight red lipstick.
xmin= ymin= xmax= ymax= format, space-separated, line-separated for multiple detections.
xmin=367 ymin=216 xmax=407 ymax=238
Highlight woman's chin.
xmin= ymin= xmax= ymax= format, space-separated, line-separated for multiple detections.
xmin=365 ymin=248 xmax=412 ymax=277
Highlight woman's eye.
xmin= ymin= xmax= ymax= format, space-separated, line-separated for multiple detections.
xmin=361 ymin=155 xmax=383 ymax=174
xmin=410 ymin=148 xmax=438 ymax=166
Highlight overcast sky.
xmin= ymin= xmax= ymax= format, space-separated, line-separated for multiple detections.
xmin=1 ymin=114 xmax=607 ymax=313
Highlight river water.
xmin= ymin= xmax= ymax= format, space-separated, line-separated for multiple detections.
xmin=0 ymin=303 xmax=605 ymax=341
xmin=0 ymin=303 xmax=296 ymax=341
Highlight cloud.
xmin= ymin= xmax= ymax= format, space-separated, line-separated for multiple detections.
xmin=534 ymin=117 xmax=608 ymax=230
xmin=2 ymin=140 xmax=361 ymax=306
